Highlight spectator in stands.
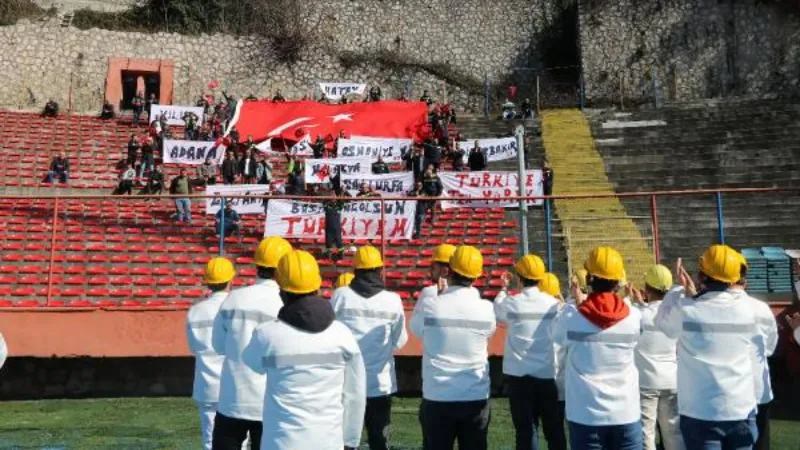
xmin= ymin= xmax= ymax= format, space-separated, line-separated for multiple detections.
xmin=313 ymin=136 xmax=326 ymax=159
xmin=318 ymin=92 xmax=329 ymax=104
xmin=42 ymin=99 xmax=59 ymax=117
xmin=330 ymin=246 xmax=408 ymax=450
xmin=286 ymin=165 xmax=305 ymax=196
xmin=468 ymin=141 xmax=488 ymax=171
xmin=552 ymin=247 xmax=642 ymax=450
xmin=222 ymin=152 xmax=237 ymax=185
xmin=170 ymin=169 xmax=192 ymax=224
xmin=240 ymin=150 xmax=258 ymax=184
xmin=357 ymin=183 xmax=379 ymax=198
xmin=142 ymin=165 xmax=165 ymax=196
xmin=115 ymin=164 xmax=136 ymax=195
xmin=542 ymin=161 xmax=554 ymax=196
xmin=45 ymin=152 xmax=70 ymax=184
xmin=272 ymin=90 xmax=286 ymax=102
xmin=256 ymin=156 xmax=273 ymax=185
xmin=131 ymin=91 xmax=144 ymax=126
xmin=372 ymin=156 xmax=389 ymax=175
xmin=369 ymin=86 xmax=383 ymax=102
xmin=140 ymin=137 xmax=155 ymax=178
xmin=145 ymin=93 xmax=158 ymax=118
xmin=215 ymin=202 xmax=242 ymax=238
xmin=323 ymin=187 xmax=349 ymax=261
xmin=100 ymin=100 xmax=115 ymax=120
xmin=126 ymin=134 xmax=140 ymax=168
xmin=196 ymin=157 xmax=218 ymax=187
xmin=196 ymin=95 xmax=210 ymax=112
xmin=232 ymin=152 xmax=244 ymax=183
xmin=422 ymin=165 xmax=443 ymax=223
xmin=187 ymin=257 xmax=233 ymax=450
xmin=423 ymin=138 xmax=442 ymax=171
xmin=502 ymin=98 xmax=517 ymax=120
xmin=403 ymin=146 xmax=425 ymax=181
xmin=183 ymin=111 xmax=200 ymax=140
xmin=229 ymin=128 xmax=241 ymax=148
xmin=410 ymin=245 xmax=496 ymax=450
xmin=450 ymin=144 xmax=465 ymax=171
xmin=522 ymin=98 xmax=534 ymax=120
xmin=420 ymin=90 xmax=432 ymax=105
xmin=408 ymin=181 xmax=428 ymax=239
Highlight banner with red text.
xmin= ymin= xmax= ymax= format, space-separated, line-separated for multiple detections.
xmin=439 ymin=170 xmax=544 ymax=209
xmin=265 ymin=199 xmax=417 ymax=240
xmin=304 ymin=158 xmax=371 ymax=184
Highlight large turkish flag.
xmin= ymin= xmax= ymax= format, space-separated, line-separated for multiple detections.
xmin=230 ymin=100 xmax=429 ymax=144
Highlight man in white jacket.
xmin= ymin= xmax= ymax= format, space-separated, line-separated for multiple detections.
xmin=631 ymin=265 xmax=683 ymax=450
xmin=187 ymin=257 xmax=235 ymax=450
xmin=211 ymin=236 xmax=292 ymax=450
xmin=494 ymin=254 xmax=566 ymax=450
xmin=242 ymin=250 xmax=367 ymax=450
xmin=330 ymin=246 xmax=408 ymax=450
xmin=655 ymin=245 xmax=760 ymax=449
xmin=551 ymin=246 xmax=642 ymax=450
xmin=410 ymin=245 xmax=496 ymax=450
xmin=732 ymin=254 xmax=778 ymax=450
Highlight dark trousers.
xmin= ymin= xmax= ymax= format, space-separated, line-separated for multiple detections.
xmin=211 ymin=412 xmax=261 ymax=450
xmin=680 ymin=410 xmax=757 ymax=450
xmin=325 ymin=211 xmax=343 ymax=249
xmin=569 ymin=421 xmax=642 ymax=450
xmin=365 ymin=395 xmax=392 ymax=450
xmin=419 ymin=398 xmax=491 ymax=450
xmin=413 ymin=201 xmax=434 ymax=238
xmin=755 ymin=403 xmax=770 ymax=450
xmin=506 ymin=375 xmax=567 ymax=450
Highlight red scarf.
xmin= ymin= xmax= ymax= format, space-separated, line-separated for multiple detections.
xmin=578 ymin=292 xmax=630 ymax=329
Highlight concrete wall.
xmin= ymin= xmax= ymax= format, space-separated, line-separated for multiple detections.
xmin=0 ymin=0 xmax=569 ymax=113
xmin=578 ymin=0 xmax=800 ymax=105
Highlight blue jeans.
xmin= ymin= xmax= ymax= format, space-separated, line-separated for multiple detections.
xmin=46 ymin=170 xmax=68 ymax=183
xmin=569 ymin=421 xmax=642 ymax=450
xmin=175 ymin=198 xmax=192 ymax=223
xmin=680 ymin=410 xmax=757 ymax=450
xmin=216 ymin=222 xmax=239 ymax=238
xmin=140 ymin=154 xmax=154 ymax=177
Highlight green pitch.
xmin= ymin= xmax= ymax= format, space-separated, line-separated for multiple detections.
xmin=1 ymin=397 xmax=798 ymax=449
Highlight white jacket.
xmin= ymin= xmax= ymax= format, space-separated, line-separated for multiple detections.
xmin=552 ymin=302 xmax=641 ymax=426
xmin=212 ymin=279 xmax=284 ymax=421
xmin=330 ymin=286 xmax=408 ymax=397
xmin=634 ymin=300 xmax=678 ymax=391
xmin=242 ymin=319 xmax=366 ymax=450
xmin=409 ymin=285 xmax=496 ymax=402
xmin=494 ymin=287 xmax=559 ymax=378
xmin=0 ymin=331 xmax=7 ymax=370
xmin=732 ymin=290 xmax=778 ymax=404
xmin=187 ymin=291 xmax=228 ymax=403
xmin=655 ymin=288 xmax=758 ymax=421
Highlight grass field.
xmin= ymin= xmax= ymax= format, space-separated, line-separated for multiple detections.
xmin=1 ymin=397 xmax=799 ymax=449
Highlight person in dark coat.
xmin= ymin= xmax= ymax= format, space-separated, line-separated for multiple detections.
xmin=542 ymin=161 xmax=554 ymax=196
xmin=323 ymin=187 xmax=350 ymax=261
xmin=221 ymin=152 xmax=237 ymax=185
xmin=468 ymin=141 xmax=488 ymax=172
xmin=421 ymin=165 xmax=443 ymax=225
xmin=372 ymin=156 xmax=390 ymax=175
xmin=403 ymin=146 xmax=425 ymax=181
xmin=423 ymin=139 xmax=441 ymax=172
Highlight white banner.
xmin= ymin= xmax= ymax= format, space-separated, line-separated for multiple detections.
xmin=163 ymin=140 xmax=226 ymax=165
xmin=439 ymin=170 xmax=544 ymax=209
xmin=266 ymin=199 xmax=417 ymax=240
xmin=205 ymin=184 xmax=271 ymax=215
xmin=149 ymin=105 xmax=205 ymax=126
xmin=336 ymin=137 xmax=411 ymax=163
xmin=291 ymin=134 xmax=314 ymax=156
xmin=304 ymin=158 xmax=371 ymax=184
xmin=457 ymin=137 xmax=518 ymax=164
xmin=319 ymin=82 xmax=367 ymax=100
xmin=340 ymin=172 xmax=415 ymax=196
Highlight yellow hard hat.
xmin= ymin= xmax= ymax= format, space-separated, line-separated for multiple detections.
xmin=432 ymin=244 xmax=457 ymax=264
xmin=276 ymin=250 xmax=322 ymax=294
xmin=335 ymin=272 xmax=355 ymax=288
xmin=449 ymin=245 xmax=483 ymax=279
xmin=205 ymin=257 xmax=235 ymax=284
xmin=584 ymin=246 xmax=625 ymax=281
xmin=645 ymin=265 xmax=673 ymax=292
xmin=514 ymin=254 xmax=546 ymax=280
xmin=699 ymin=245 xmax=742 ymax=284
xmin=574 ymin=269 xmax=588 ymax=291
xmin=539 ymin=272 xmax=561 ymax=297
xmin=254 ymin=236 xmax=293 ymax=268
xmin=354 ymin=245 xmax=383 ymax=270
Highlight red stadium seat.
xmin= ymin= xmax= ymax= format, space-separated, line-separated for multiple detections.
xmin=68 ymin=300 xmax=92 ymax=307
xmin=87 ymin=288 xmax=110 ymax=297
xmin=385 ymin=271 xmax=404 ymax=280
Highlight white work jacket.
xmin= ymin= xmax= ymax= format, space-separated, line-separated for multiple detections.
xmin=655 ymin=287 xmax=758 ymax=421
xmin=409 ymin=285 xmax=496 ymax=402
xmin=330 ymin=287 xmax=408 ymax=397
xmin=494 ymin=287 xmax=559 ymax=379
xmin=0 ymin=331 xmax=7 ymax=370
xmin=634 ymin=300 xmax=678 ymax=391
xmin=732 ymin=290 xmax=778 ymax=404
xmin=212 ymin=279 xmax=284 ymax=421
xmin=552 ymin=303 xmax=641 ymax=426
xmin=242 ymin=320 xmax=366 ymax=450
xmin=187 ymin=291 xmax=228 ymax=403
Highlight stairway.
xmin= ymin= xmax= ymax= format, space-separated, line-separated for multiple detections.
xmin=541 ymin=109 xmax=655 ymax=285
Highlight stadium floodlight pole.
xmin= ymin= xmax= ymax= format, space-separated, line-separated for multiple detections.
xmin=515 ymin=124 xmax=529 ymax=256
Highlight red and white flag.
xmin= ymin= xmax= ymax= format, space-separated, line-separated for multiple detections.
xmin=229 ymin=100 xmax=429 ymax=146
